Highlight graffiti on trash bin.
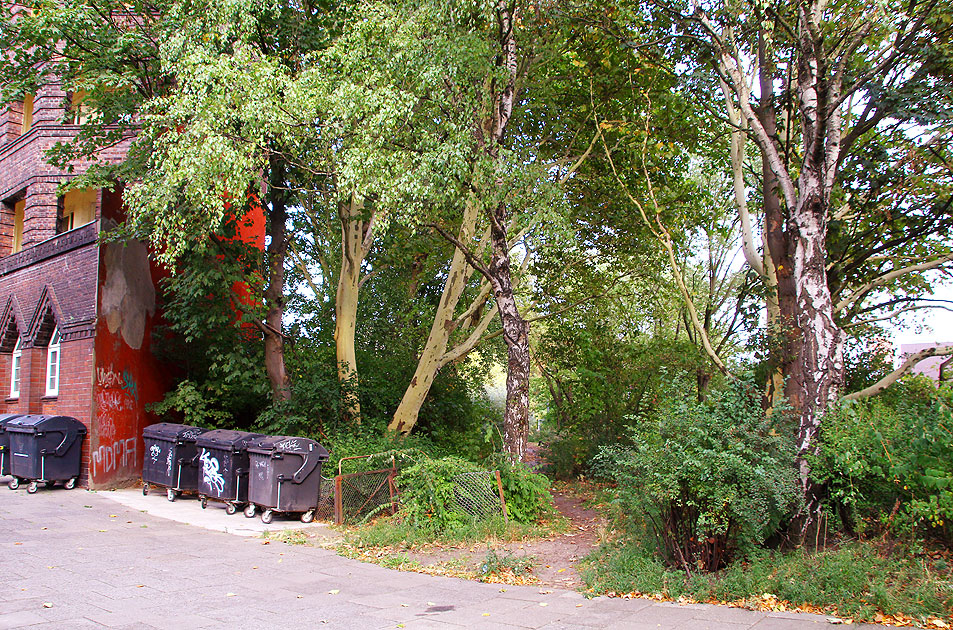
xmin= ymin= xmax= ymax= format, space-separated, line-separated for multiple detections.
xmin=150 ymin=444 xmax=160 ymax=463
xmin=200 ymin=449 xmax=225 ymax=494
xmin=277 ymin=438 xmax=300 ymax=450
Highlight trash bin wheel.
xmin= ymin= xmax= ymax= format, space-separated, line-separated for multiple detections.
xmin=261 ymin=509 xmax=274 ymax=525
xmin=200 ymin=496 xmax=208 ymax=509
xmin=27 ymin=481 xmax=38 ymax=494
xmin=142 ymin=484 xmax=149 ymax=496
xmin=65 ymin=478 xmax=76 ymax=490
xmin=225 ymin=503 xmax=237 ymax=516
xmin=8 ymin=477 xmax=19 ymax=490
xmin=167 ymin=488 xmax=177 ymax=502
xmin=45 ymin=481 xmax=56 ymax=489
xmin=300 ymin=510 xmax=315 ymax=524
xmin=243 ymin=504 xmax=256 ymax=518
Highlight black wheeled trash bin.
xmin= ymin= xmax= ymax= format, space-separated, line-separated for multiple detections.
xmin=0 ymin=414 xmax=24 ymax=477
xmin=6 ymin=415 xmax=87 ymax=493
xmin=194 ymin=429 xmax=263 ymax=514
xmin=246 ymin=436 xmax=329 ymax=524
xmin=142 ymin=423 xmax=210 ymax=502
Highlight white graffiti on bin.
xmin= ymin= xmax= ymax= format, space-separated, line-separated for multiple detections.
xmin=166 ymin=449 xmax=173 ymax=476
xmin=200 ymin=449 xmax=225 ymax=494
xmin=92 ymin=438 xmax=137 ymax=479
xmin=150 ymin=444 xmax=160 ymax=463
xmin=277 ymin=439 xmax=300 ymax=450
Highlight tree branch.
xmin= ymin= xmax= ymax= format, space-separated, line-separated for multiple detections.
xmin=844 ymin=345 xmax=953 ymax=400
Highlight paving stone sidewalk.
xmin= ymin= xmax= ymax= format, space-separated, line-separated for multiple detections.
xmin=0 ymin=486 xmax=889 ymax=630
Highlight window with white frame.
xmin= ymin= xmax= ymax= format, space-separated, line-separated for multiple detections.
xmin=10 ymin=338 xmax=21 ymax=398
xmin=45 ymin=329 xmax=60 ymax=397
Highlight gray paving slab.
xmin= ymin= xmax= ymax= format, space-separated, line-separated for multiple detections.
xmin=0 ymin=484 xmax=908 ymax=629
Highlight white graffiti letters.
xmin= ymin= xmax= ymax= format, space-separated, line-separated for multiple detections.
xmin=200 ymin=449 xmax=225 ymax=495
xmin=150 ymin=444 xmax=160 ymax=463
xmin=91 ymin=438 xmax=137 ymax=479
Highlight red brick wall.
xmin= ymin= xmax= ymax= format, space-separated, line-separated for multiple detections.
xmin=0 ymin=236 xmax=99 ymax=485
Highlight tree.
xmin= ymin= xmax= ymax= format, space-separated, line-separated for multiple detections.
xmin=648 ymin=0 xmax=953 ymax=536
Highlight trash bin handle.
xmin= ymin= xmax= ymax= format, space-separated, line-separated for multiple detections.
xmin=292 ymin=452 xmax=319 ymax=484
xmin=53 ymin=428 xmax=78 ymax=457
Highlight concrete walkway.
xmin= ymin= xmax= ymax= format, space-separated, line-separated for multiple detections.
xmin=0 ymin=484 xmax=889 ymax=630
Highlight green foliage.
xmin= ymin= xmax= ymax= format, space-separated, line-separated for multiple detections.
xmin=480 ymin=548 xmax=536 ymax=578
xmin=148 ymin=380 xmax=232 ymax=428
xmin=395 ymin=456 xmax=486 ymax=532
xmin=593 ymin=375 xmax=799 ymax=573
xmin=814 ymin=380 xmax=953 ymax=538
xmin=582 ymin=539 xmax=953 ymax=623
xmin=343 ymin=513 xmax=542 ymax=550
xmin=150 ymin=240 xmax=270 ymax=429
xmin=490 ymin=458 xmax=554 ymax=524
xmin=536 ymin=333 xmax=714 ymax=479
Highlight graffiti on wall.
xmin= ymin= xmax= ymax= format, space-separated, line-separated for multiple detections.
xmin=91 ymin=437 xmax=137 ymax=479
xmin=91 ymin=366 xmax=140 ymax=483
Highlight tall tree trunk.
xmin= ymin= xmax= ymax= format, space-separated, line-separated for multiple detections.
xmin=787 ymin=4 xmax=845 ymax=537
xmin=334 ymin=194 xmax=372 ymax=423
xmin=790 ymin=177 xmax=845 ymax=538
xmin=264 ymin=159 xmax=290 ymax=401
xmin=487 ymin=0 xmax=531 ymax=461
xmin=757 ymin=41 xmax=800 ymax=409
xmin=389 ymin=198 xmax=496 ymax=434
xmin=489 ymin=204 xmax=531 ymax=462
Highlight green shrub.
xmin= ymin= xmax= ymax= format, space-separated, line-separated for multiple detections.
xmin=594 ymin=374 xmax=799 ymax=573
xmin=395 ymin=456 xmax=486 ymax=531
xmin=582 ymin=539 xmax=953 ymax=622
xmin=815 ymin=379 xmax=953 ymax=539
xmin=493 ymin=458 xmax=554 ymax=523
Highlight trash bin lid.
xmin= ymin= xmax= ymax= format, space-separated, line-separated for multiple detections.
xmin=5 ymin=414 xmax=87 ymax=434
xmin=195 ymin=429 xmax=264 ymax=450
xmin=143 ymin=423 xmax=210 ymax=442
xmin=0 ymin=414 xmax=24 ymax=428
xmin=248 ymin=435 xmax=329 ymax=460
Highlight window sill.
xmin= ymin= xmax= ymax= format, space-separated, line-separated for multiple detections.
xmin=4 ymin=397 xmax=19 ymax=403
xmin=40 ymin=395 xmax=58 ymax=401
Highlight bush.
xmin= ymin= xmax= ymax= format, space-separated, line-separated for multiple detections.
xmin=594 ymin=374 xmax=799 ymax=573
xmin=493 ymin=458 xmax=554 ymax=523
xmin=814 ymin=379 xmax=953 ymax=539
xmin=582 ymin=539 xmax=953 ymax=622
xmin=394 ymin=455 xmax=553 ymax=533
xmin=395 ymin=456 xmax=486 ymax=531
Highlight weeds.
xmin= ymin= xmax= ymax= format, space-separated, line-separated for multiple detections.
xmin=480 ymin=547 xmax=536 ymax=577
xmin=343 ymin=513 xmax=558 ymax=550
xmin=582 ymin=539 xmax=953 ymax=625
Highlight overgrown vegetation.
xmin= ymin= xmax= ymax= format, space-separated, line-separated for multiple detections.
xmin=582 ymin=539 xmax=953 ymax=625
xmin=813 ymin=380 xmax=953 ymax=540
xmin=593 ymin=375 xmax=799 ymax=573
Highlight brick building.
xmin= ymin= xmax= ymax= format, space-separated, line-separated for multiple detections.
xmin=0 ymin=82 xmax=170 ymax=489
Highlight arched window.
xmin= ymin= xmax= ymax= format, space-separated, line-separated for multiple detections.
xmin=45 ymin=329 xmax=60 ymax=397
xmin=10 ymin=338 xmax=21 ymax=398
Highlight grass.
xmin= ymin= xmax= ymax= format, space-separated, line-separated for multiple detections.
xmin=480 ymin=547 xmax=537 ymax=577
xmin=581 ymin=539 xmax=953 ymax=626
xmin=343 ymin=513 xmax=565 ymax=551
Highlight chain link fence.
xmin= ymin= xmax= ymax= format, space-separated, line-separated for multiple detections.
xmin=333 ymin=467 xmax=397 ymax=525
xmin=319 ymin=450 xmax=507 ymax=526
xmin=316 ymin=476 xmax=335 ymax=522
xmin=451 ymin=470 xmax=508 ymax=523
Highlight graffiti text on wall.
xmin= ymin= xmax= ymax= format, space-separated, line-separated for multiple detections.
xmin=92 ymin=366 xmax=140 ymax=483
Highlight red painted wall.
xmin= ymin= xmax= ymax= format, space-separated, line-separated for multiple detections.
xmin=88 ymin=189 xmax=170 ymax=488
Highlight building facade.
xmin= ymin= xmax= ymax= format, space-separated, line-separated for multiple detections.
xmin=1 ymin=81 xmax=170 ymax=488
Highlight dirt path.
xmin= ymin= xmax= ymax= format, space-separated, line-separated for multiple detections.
xmin=394 ymin=486 xmax=606 ymax=589
xmin=515 ymin=488 xmax=606 ymax=588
